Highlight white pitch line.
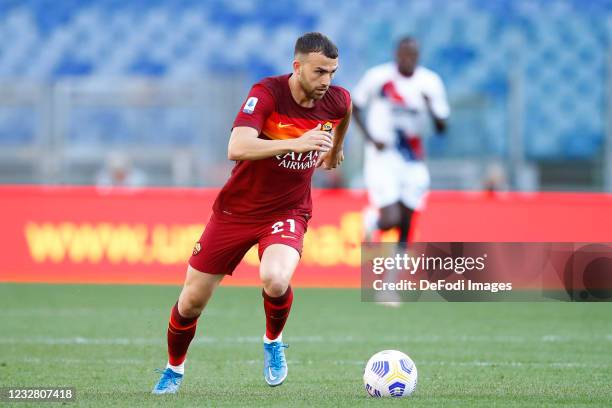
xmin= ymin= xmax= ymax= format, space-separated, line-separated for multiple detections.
xmin=0 ymin=337 xmax=161 ymax=345
xmin=11 ymin=357 xmax=610 ymax=369
xmin=0 ymin=334 xmax=610 ymax=346
xmin=419 ymin=360 xmax=612 ymax=369
xmin=1 ymin=308 xmax=226 ymax=317
xmin=20 ymin=357 xmax=147 ymax=365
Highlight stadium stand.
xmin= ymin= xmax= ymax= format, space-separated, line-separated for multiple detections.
xmin=0 ymin=0 xmax=609 ymax=188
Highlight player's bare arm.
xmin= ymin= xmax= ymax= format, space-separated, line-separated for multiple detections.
xmin=227 ymin=125 xmax=332 ymax=161
xmin=422 ymin=93 xmax=447 ymax=133
xmin=317 ymin=102 xmax=352 ymax=169
xmin=352 ymin=105 xmax=386 ymax=151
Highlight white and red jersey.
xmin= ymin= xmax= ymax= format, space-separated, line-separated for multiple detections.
xmin=353 ymin=63 xmax=449 ymax=161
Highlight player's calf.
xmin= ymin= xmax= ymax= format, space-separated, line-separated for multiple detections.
xmin=153 ymin=266 xmax=224 ymax=394
xmin=259 ymin=246 xmax=297 ymax=387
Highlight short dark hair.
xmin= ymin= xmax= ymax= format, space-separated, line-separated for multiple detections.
xmin=397 ymin=36 xmax=419 ymax=49
xmin=294 ymin=32 xmax=338 ymax=59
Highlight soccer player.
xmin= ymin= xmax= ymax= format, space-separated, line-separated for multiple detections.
xmin=152 ymin=32 xmax=351 ymax=393
xmin=353 ymin=36 xmax=449 ymax=249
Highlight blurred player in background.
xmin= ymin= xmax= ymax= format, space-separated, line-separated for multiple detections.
xmin=95 ymin=151 xmax=147 ymax=187
xmin=153 ymin=32 xmax=352 ymax=393
xmin=353 ymin=36 xmax=449 ymax=249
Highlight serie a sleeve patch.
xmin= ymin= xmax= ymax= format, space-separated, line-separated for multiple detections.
xmin=242 ymin=96 xmax=259 ymax=114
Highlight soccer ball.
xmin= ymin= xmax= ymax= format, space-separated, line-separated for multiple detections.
xmin=363 ymin=350 xmax=418 ymax=397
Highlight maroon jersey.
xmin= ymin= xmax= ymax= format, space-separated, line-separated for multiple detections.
xmin=213 ymin=74 xmax=351 ymax=219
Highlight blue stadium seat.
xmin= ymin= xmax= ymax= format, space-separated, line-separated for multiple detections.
xmin=0 ymin=109 xmax=37 ymax=145
xmin=0 ymin=0 xmax=608 ymax=159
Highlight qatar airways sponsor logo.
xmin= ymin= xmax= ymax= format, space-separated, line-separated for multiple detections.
xmin=275 ymin=151 xmax=319 ymax=170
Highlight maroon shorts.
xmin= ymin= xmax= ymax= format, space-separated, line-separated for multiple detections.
xmin=189 ymin=212 xmax=309 ymax=275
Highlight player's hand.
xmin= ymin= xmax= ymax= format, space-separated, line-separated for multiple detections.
xmin=292 ymin=124 xmax=333 ymax=153
xmin=316 ymin=148 xmax=344 ymax=169
xmin=373 ymin=141 xmax=386 ymax=151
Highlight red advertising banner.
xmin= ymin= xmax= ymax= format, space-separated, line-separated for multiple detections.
xmin=1 ymin=186 xmax=612 ymax=287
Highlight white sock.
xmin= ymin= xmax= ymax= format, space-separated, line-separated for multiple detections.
xmin=263 ymin=333 xmax=282 ymax=344
xmin=166 ymin=361 xmax=185 ymax=375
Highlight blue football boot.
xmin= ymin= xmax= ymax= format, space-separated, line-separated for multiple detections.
xmin=263 ymin=338 xmax=289 ymax=386
xmin=152 ymin=368 xmax=183 ymax=394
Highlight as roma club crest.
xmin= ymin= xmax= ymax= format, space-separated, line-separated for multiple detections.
xmin=322 ymin=122 xmax=333 ymax=132
xmin=192 ymin=242 xmax=202 ymax=256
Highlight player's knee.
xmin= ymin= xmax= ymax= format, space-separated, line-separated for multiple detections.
xmin=378 ymin=213 xmax=400 ymax=230
xmin=178 ymin=290 xmax=205 ymax=318
xmin=260 ymin=265 xmax=290 ymax=296
xmin=379 ymin=205 xmax=402 ymax=229
xmin=262 ymin=280 xmax=289 ymax=297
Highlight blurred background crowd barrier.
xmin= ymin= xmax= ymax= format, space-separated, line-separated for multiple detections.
xmin=0 ymin=0 xmax=611 ymax=192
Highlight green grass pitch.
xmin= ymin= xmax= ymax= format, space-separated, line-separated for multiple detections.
xmin=1 ymin=283 xmax=611 ymax=407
